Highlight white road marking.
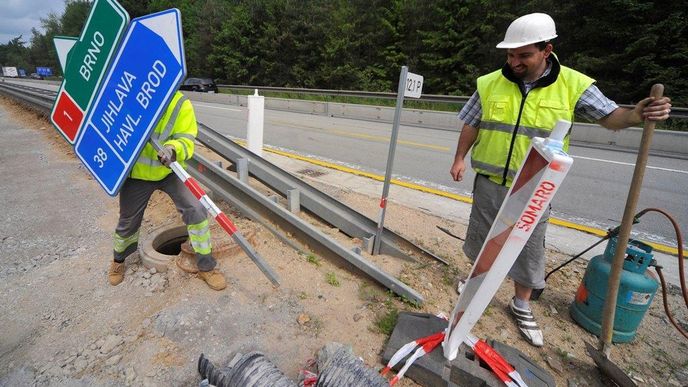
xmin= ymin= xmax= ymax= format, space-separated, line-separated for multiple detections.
xmin=194 ymin=103 xmax=242 ymax=112
xmin=571 ymin=155 xmax=688 ymax=174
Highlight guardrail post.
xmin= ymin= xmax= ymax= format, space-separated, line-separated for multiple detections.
xmin=237 ymin=158 xmax=249 ymax=183
xmin=362 ymin=234 xmax=375 ymax=255
xmin=287 ymin=189 xmax=300 ymax=214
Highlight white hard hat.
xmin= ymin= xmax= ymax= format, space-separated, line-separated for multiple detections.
xmin=496 ymin=13 xmax=557 ymax=49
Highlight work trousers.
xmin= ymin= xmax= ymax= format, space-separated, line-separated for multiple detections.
xmin=462 ymin=174 xmax=549 ymax=289
xmin=113 ymin=175 xmax=216 ymax=271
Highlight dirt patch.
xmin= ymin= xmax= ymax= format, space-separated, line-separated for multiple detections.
xmin=0 ymin=97 xmax=687 ymax=386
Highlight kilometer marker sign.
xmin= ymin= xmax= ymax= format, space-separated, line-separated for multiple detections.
xmin=50 ymin=0 xmax=129 ymax=144
xmin=443 ymin=120 xmax=574 ymax=361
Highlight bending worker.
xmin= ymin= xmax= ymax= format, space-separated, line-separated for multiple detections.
xmin=107 ymin=91 xmax=227 ymax=291
xmin=450 ymin=13 xmax=671 ymax=346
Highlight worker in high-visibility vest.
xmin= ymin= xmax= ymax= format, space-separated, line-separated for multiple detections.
xmin=450 ymin=13 xmax=671 ymax=346
xmin=108 ymin=91 xmax=226 ymax=291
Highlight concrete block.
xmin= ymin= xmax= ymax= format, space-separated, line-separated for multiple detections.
xmin=382 ymin=312 xmax=555 ymax=387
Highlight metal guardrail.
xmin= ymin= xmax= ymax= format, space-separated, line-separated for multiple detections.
xmin=0 ymin=81 xmax=428 ymax=304
xmin=187 ymin=154 xmax=424 ymax=304
xmin=197 ymin=122 xmax=447 ymax=265
xmin=220 ymin=84 xmax=688 ymax=120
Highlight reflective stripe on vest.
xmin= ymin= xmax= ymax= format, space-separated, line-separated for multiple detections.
xmin=131 ymin=93 xmax=189 ymax=181
xmin=471 ymin=62 xmax=593 ymax=187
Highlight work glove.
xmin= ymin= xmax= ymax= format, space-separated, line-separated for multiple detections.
xmin=157 ymin=145 xmax=176 ymax=167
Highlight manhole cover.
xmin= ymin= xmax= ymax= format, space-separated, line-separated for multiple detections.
xmin=296 ymin=168 xmax=326 ymax=177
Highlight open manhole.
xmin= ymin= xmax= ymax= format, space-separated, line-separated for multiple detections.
xmin=156 ymin=235 xmax=186 ymax=256
xmin=140 ymin=224 xmax=259 ymax=272
xmin=139 ymin=225 xmax=189 ymax=272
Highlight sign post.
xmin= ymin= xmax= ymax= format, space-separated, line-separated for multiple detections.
xmin=50 ymin=0 xmax=129 ymax=143
xmin=74 ymin=9 xmax=186 ymax=196
xmin=373 ymin=67 xmax=423 ymax=255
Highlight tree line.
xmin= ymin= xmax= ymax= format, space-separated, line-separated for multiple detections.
xmin=1 ymin=0 xmax=686 ymax=106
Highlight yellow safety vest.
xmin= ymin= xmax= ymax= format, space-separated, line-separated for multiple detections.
xmin=471 ymin=56 xmax=594 ymax=186
xmin=129 ymin=91 xmax=197 ymax=181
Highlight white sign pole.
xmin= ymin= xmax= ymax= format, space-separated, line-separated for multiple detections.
xmin=247 ymin=89 xmax=265 ymax=157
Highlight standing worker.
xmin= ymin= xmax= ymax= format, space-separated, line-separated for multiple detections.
xmin=107 ymin=91 xmax=227 ymax=291
xmin=450 ymin=13 xmax=671 ymax=346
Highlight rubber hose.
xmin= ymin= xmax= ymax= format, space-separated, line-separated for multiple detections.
xmin=655 ymin=267 xmax=688 ymax=340
xmin=637 ymin=208 xmax=687 ymax=309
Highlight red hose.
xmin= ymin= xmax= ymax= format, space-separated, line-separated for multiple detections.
xmin=655 ymin=267 xmax=688 ymax=340
xmin=638 ymin=208 xmax=687 ymax=340
xmin=637 ymin=208 xmax=687 ymax=308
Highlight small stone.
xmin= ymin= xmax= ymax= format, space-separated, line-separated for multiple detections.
xmin=89 ymin=344 xmax=97 ymax=350
xmin=73 ymin=359 xmax=88 ymax=373
xmin=353 ymin=313 xmax=363 ymax=322
xmin=149 ymin=267 xmax=157 ymax=275
xmin=100 ymin=335 xmax=123 ymax=354
xmin=297 ymin=313 xmax=311 ymax=325
xmin=142 ymin=272 xmax=151 ymax=279
xmin=549 ymin=305 xmax=558 ymax=315
xmin=632 ymin=375 xmax=645 ymax=384
xmin=546 ymin=356 xmax=563 ymax=374
xmin=106 ymin=354 xmax=122 ymax=366
xmin=61 ymin=355 xmax=76 ymax=367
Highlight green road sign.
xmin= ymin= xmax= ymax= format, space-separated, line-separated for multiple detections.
xmin=50 ymin=0 xmax=129 ymax=143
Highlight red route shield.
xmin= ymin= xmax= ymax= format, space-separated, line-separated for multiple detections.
xmin=52 ymin=90 xmax=84 ymax=142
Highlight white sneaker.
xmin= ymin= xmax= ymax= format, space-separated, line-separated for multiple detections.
xmin=455 ymin=279 xmax=466 ymax=295
xmin=509 ymin=297 xmax=544 ymax=347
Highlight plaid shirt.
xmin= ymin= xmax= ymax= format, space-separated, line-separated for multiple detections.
xmin=458 ymin=72 xmax=619 ymax=128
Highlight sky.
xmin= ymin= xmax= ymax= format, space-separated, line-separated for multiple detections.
xmin=0 ymin=0 xmax=66 ymax=45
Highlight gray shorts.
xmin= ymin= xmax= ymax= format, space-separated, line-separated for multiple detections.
xmin=462 ymin=174 xmax=549 ymax=289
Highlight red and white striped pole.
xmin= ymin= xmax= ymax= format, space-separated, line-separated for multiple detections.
xmin=443 ymin=120 xmax=574 ymax=360
xmin=151 ymin=139 xmax=280 ymax=286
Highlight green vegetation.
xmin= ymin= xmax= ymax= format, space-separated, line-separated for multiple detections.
xmin=373 ymin=307 xmax=399 ymax=336
xmin=325 ymin=272 xmax=340 ymax=287
xmin=305 ymin=253 xmax=321 ymax=267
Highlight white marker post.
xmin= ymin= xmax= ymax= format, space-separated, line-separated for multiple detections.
xmin=443 ymin=120 xmax=574 ymax=360
xmin=247 ymin=89 xmax=265 ymax=157
xmin=373 ymin=67 xmax=423 ymax=255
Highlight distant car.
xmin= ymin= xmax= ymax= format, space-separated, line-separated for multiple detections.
xmin=29 ymin=73 xmax=43 ymax=80
xmin=179 ymin=77 xmax=218 ymax=93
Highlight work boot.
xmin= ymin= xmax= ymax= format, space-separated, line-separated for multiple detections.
xmin=108 ymin=261 xmax=126 ymax=286
xmin=198 ymin=269 xmax=227 ymax=291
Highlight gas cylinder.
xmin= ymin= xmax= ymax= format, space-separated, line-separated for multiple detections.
xmin=569 ymin=237 xmax=658 ymax=342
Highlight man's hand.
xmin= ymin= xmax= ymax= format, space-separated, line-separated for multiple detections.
xmin=633 ymin=96 xmax=672 ymax=122
xmin=450 ymin=159 xmax=466 ymax=182
xmin=157 ymin=145 xmax=176 ymax=167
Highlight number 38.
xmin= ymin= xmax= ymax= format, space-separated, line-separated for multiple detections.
xmin=94 ymin=148 xmax=108 ymax=168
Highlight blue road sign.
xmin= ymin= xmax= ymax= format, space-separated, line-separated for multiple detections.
xmin=36 ymin=67 xmax=53 ymax=77
xmin=74 ymin=9 xmax=186 ymax=196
